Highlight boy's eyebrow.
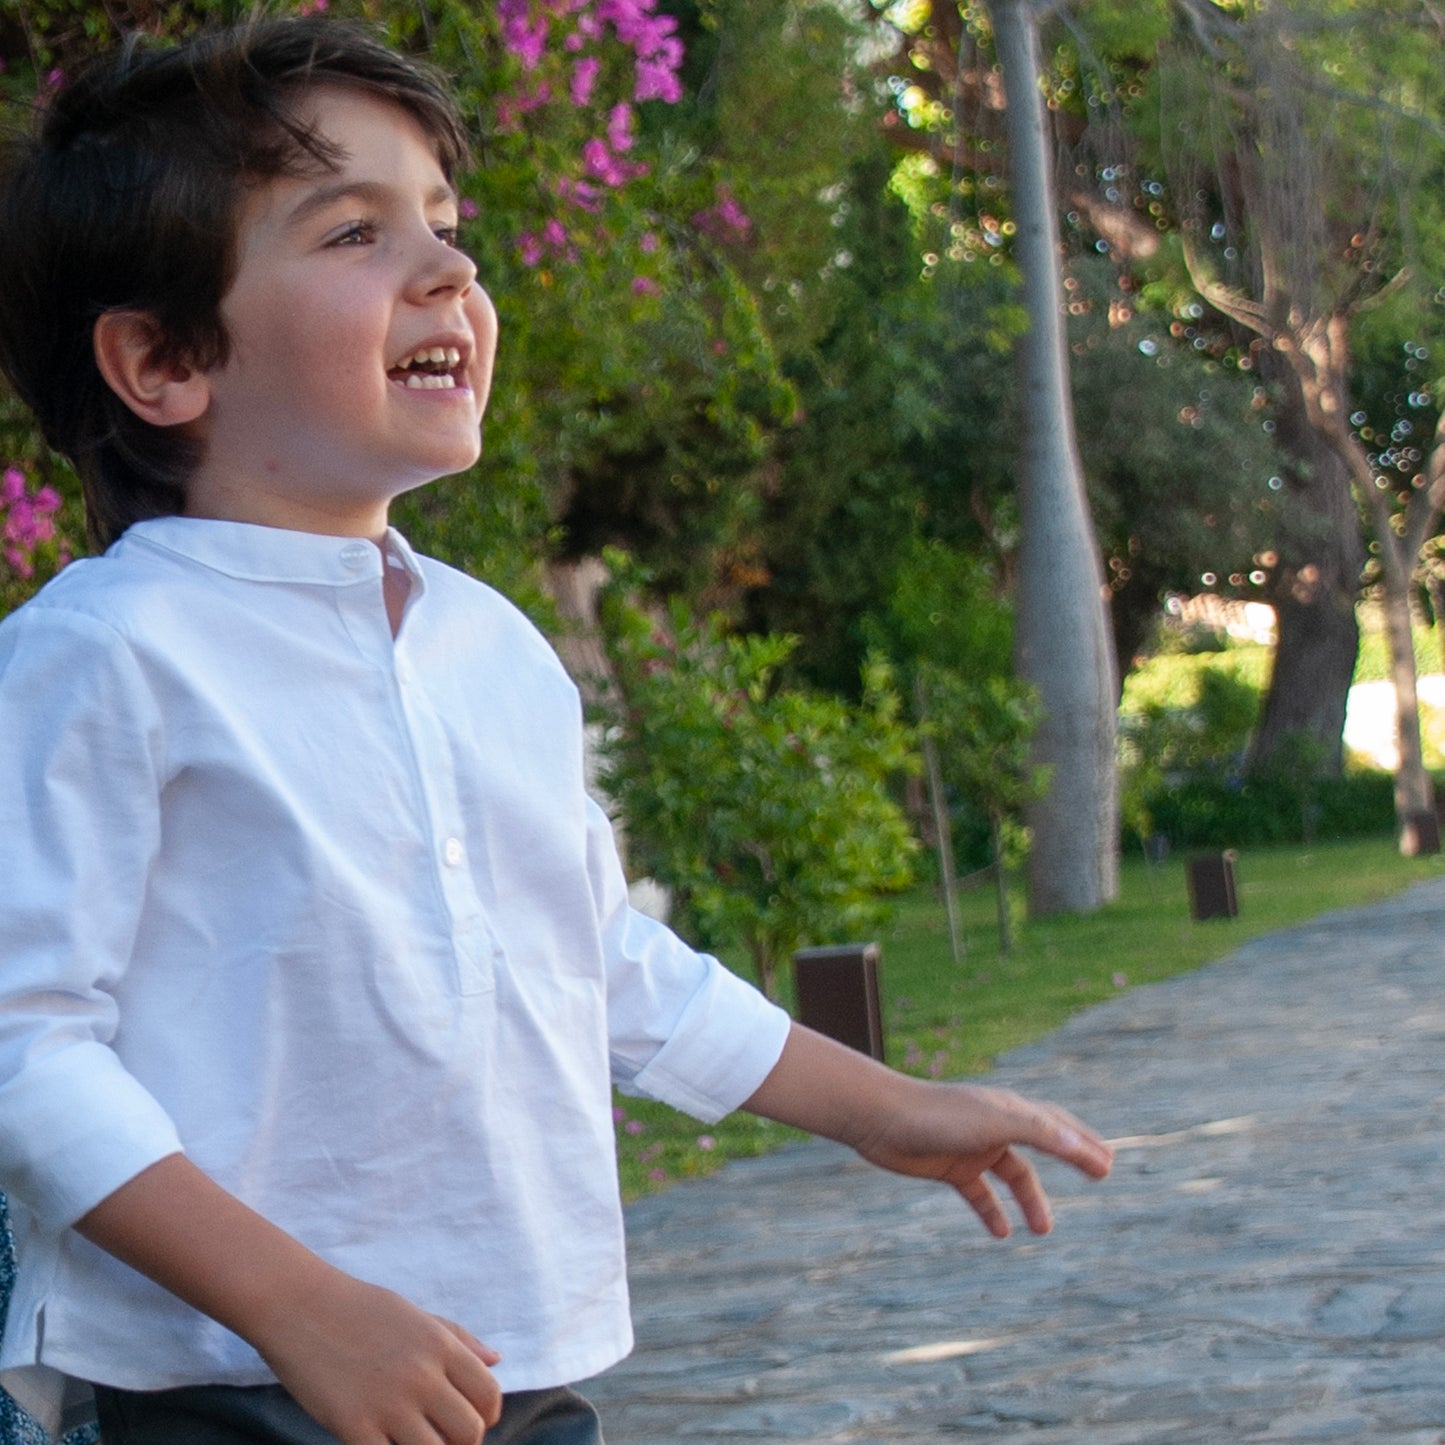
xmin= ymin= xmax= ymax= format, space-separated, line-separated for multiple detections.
xmin=282 ymin=178 xmax=459 ymax=230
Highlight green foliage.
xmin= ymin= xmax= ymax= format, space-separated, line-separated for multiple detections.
xmin=596 ymin=556 xmax=919 ymax=997
xmin=1146 ymin=770 xmax=1403 ymax=850
xmin=1064 ymin=260 xmax=1286 ymax=665
xmin=1124 ymin=643 xmax=1274 ymax=709
xmin=736 ymin=153 xmax=970 ymax=694
xmin=861 ymin=534 xmax=1043 ymax=950
xmin=872 ymin=535 xmax=1013 ymax=680
xmin=538 ymin=0 xmax=897 ymax=599
xmin=1353 ymin=616 xmax=1440 ymax=684
xmin=917 ymin=664 xmax=1045 ymax=844
xmin=1118 ymin=638 xmax=1416 ymax=847
xmin=1119 ymin=643 xmax=1265 ymax=841
xmin=865 ymin=536 xmax=1038 ymax=876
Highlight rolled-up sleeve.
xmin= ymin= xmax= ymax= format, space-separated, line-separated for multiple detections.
xmin=588 ymin=797 xmax=790 ymax=1122
xmin=0 ymin=607 xmax=182 ymax=1232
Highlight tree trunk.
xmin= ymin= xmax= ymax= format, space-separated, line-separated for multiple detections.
xmin=1427 ymin=572 xmax=1445 ymax=673
xmin=1248 ymin=354 xmax=1362 ymax=776
xmin=1355 ymin=410 xmax=1445 ymax=854
xmin=1378 ymin=561 xmax=1436 ymax=849
xmin=990 ymin=812 xmax=1013 ymax=955
xmin=916 ymin=678 xmax=964 ymax=964
xmin=991 ymin=0 xmax=1119 ymax=915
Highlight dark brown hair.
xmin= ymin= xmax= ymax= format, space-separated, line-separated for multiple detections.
xmin=0 ymin=17 xmax=468 ymax=549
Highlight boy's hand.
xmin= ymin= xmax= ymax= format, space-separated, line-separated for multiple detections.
xmin=852 ymin=1079 xmax=1112 ymax=1238
xmin=743 ymin=1024 xmax=1112 ymax=1238
xmin=256 ymin=1271 xmax=503 ymax=1445
xmin=77 ymin=1155 xmax=504 ymax=1444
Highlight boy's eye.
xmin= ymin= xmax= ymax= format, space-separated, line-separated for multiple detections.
xmin=329 ymin=221 xmax=376 ymax=247
xmin=434 ymin=224 xmax=461 ymax=248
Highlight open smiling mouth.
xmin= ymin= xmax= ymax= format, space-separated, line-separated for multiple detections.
xmin=389 ymin=345 xmax=465 ymax=391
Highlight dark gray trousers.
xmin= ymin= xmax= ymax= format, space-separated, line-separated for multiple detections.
xmin=93 ymin=1382 xmax=604 ymax=1445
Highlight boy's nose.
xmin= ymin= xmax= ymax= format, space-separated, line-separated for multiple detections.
xmin=412 ymin=232 xmax=477 ymax=299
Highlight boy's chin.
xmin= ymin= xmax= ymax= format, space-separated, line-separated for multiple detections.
xmin=393 ymin=456 xmax=480 ymax=500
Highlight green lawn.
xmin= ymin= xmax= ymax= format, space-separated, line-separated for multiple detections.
xmin=613 ymin=836 xmax=1445 ymax=1198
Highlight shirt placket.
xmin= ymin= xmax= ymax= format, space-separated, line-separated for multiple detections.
xmin=337 ymin=542 xmax=501 ymax=997
xmin=391 ymin=645 xmax=502 ymax=996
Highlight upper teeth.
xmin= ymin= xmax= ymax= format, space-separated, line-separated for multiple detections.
xmin=401 ymin=346 xmax=461 ymax=369
xmin=395 ymin=346 xmax=463 ymax=390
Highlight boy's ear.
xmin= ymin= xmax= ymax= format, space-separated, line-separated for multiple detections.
xmin=93 ymin=310 xmax=212 ymax=428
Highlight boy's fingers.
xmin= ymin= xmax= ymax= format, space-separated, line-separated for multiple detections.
xmin=951 ymin=1166 xmax=1011 ymax=1238
xmin=444 ymin=1355 xmax=503 ymax=1430
xmin=421 ymin=1392 xmax=487 ymax=1445
xmin=1022 ymin=1099 xmax=1114 ymax=1178
xmin=991 ymin=1147 xmax=1054 ymax=1235
xmin=391 ymin=1419 xmax=469 ymax=1445
xmin=440 ymin=1317 xmax=503 ymax=1369
xmin=950 ymin=1148 xmax=1054 ymax=1238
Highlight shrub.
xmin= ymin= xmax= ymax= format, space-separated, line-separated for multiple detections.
xmin=597 ymin=564 xmax=919 ymax=998
xmin=1146 ymin=770 xmax=1403 ymax=849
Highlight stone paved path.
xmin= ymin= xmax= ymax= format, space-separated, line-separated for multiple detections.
xmin=585 ymin=879 xmax=1445 ymax=1443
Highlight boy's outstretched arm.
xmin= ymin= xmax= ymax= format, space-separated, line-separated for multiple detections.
xmin=741 ymin=1022 xmax=1112 ymax=1239
xmin=77 ymin=1154 xmax=502 ymax=1445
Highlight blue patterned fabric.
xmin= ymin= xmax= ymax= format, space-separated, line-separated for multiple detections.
xmin=0 ymin=1194 xmax=99 ymax=1445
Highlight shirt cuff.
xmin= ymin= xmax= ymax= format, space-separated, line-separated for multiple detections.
xmin=0 ymin=1042 xmax=184 ymax=1232
xmin=623 ymin=961 xmax=791 ymax=1123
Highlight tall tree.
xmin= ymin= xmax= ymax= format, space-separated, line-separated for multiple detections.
xmin=870 ymin=0 xmax=1118 ymax=912
xmin=989 ymin=0 xmax=1117 ymax=912
xmin=1160 ymin=0 xmax=1445 ymax=847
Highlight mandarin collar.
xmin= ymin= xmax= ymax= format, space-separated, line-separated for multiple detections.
xmin=119 ymin=516 xmax=425 ymax=592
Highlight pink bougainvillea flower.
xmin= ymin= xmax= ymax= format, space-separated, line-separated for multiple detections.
xmin=1 ymin=465 xmax=63 ymax=579
xmin=570 ymin=56 xmax=601 ymax=107
xmin=714 ymin=187 xmax=751 ymax=234
xmin=631 ymin=276 xmax=661 ymax=296
xmin=693 ymin=186 xmax=752 ymax=241
xmin=634 ymin=58 xmax=682 ymax=104
xmin=555 ymin=176 xmax=603 ymax=214
xmin=607 ymin=103 xmax=635 ymax=153
xmin=581 ymin=137 xmax=612 ymax=177
xmin=499 ymin=0 xmax=549 ymax=70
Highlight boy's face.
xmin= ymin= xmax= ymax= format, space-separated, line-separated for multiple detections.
xmin=185 ymin=85 xmax=497 ymax=537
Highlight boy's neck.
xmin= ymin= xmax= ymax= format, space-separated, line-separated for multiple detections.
xmin=182 ymin=490 xmax=393 ymax=543
xmin=383 ymin=545 xmax=412 ymax=638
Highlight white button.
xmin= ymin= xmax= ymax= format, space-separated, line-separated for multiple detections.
xmin=339 ymin=542 xmax=371 ymax=570
xmin=443 ymin=837 xmax=464 ymax=867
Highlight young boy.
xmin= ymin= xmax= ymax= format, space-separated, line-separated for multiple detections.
xmin=0 ymin=18 xmax=1112 ymax=1445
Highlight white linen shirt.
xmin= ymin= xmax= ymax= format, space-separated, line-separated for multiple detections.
xmin=0 ymin=517 xmax=790 ymax=1396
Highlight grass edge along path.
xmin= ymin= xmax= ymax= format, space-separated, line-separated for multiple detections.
xmin=612 ymin=837 xmax=1444 ymax=1199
